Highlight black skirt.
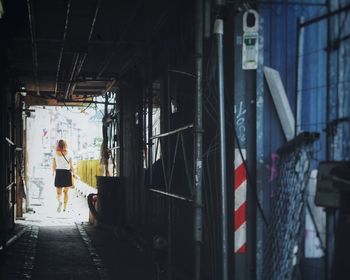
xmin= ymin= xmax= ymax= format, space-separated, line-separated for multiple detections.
xmin=55 ymin=169 xmax=72 ymax=188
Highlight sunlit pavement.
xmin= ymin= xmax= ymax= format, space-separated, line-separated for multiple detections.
xmin=0 ymin=178 xmax=157 ymax=280
xmin=0 ymin=179 xmax=108 ymax=280
xmin=21 ymin=178 xmax=93 ymax=227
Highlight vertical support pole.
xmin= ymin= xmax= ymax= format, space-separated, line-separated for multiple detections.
xmin=246 ymin=59 xmax=257 ymax=280
xmin=234 ymin=9 xmax=257 ymax=280
xmin=0 ymin=86 xmax=6 ymax=247
xmin=255 ymin=13 xmax=264 ymax=280
xmin=234 ymin=11 xmax=248 ymax=280
xmin=102 ymin=93 xmax=109 ymax=176
xmin=24 ymin=112 xmax=29 ymax=212
xmin=215 ymin=19 xmax=229 ymax=280
xmin=163 ymin=68 xmax=173 ymax=280
xmin=325 ymin=1 xmax=334 ymax=279
xmin=296 ymin=17 xmax=305 ymax=135
xmin=11 ymin=90 xmax=16 ymax=230
xmin=120 ymin=87 xmax=124 ymax=178
xmin=16 ymin=95 xmax=23 ymax=218
xmin=147 ymin=54 xmax=153 ymax=177
xmin=194 ymin=0 xmax=204 ymax=279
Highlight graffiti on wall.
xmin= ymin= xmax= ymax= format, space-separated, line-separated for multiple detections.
xmin=234 ymin=101 xmax=247 ymax=144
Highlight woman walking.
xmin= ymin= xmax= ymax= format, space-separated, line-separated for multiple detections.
xmin=52 ymin=139 xmax=75 ymax=212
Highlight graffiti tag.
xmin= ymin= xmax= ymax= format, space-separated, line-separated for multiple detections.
xmin=234 ymin=101 xmax=247 ymax=144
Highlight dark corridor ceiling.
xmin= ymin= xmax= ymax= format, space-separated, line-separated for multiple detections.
xmin=4 ymin=0 xmax=173 ymax=103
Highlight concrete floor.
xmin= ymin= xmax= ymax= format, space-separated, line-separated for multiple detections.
xmin=0 ymin=180 xmax=157 ymax=280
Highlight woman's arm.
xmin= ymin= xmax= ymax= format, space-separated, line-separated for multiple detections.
xmin=69 ymin=158 xmax=75 ymax=177
xmin=52 ymin=158 xmax=56 ymax=176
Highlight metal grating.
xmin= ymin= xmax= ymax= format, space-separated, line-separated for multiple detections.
xmin=263 ymin=140 xmax=317 ymax=280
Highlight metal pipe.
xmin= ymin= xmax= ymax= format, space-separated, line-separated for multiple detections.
xmin=214 ymin=19 xmax=228 ymax=280
xmin=12 ymin=37 xmax=144 ymax=46
xmin=325 ymin=2 xmax=332 ymax=279
xmin=194 ymin=0 xmax=204 ymax=279
xmin=180 ymin=133 xmax=194 ymax=194
xmin=0 ymin=90 xmax=5 ymax=246
xmin=54 ymin=0 xmax=72 ymax=96
xmin=255 ymin=10 xmax=265 ymax=279
xmin=102 ymin=93 xmax=109 ymax=176
xmin=296 ymin=17 xmax=305 ymax=135
xmin=96 ymin=2 xmax=145 ymax=80
xmin=6 ymin=182 xmax=15 ymax=191
xmin=108 ymin=146 xmax=120 ymax=151
xmin=68 ymin=0 xmax=102 ymax=98
xmin=10 ymin=87 xmax=16 ymax=231
xmin=5 ymin=137 xmax=15 ymax=146
xmin=300 ymin=3 xmax=350 ymax=27
xmin=101 ymin=79 xmax=117 ymax=95
xmin=227 ymin=1 xmax=327 ymax=6
xmin=168 ymin=69 xmax=196 ymax=78
xmin=64 ymin=53 xmax=80 ymax=99
xmin=60 ymin=99 xmax=117 ymax=105
xmin=26 ymin=0 xmax=39 ymax=95
xmin=150 ymin=124 xmax=193 ymax=140
xmin=166 ymin=62 xmax=173 ymax=280
xmin=149 ymin=189 xmax=193 ymax=202
xmin=0 ymin=227 xmax=27 ymax=251
xmin=167 ymin=134 xmax=180 ymax=193
xmin=148 ymin=51 xmax=153 ymax=184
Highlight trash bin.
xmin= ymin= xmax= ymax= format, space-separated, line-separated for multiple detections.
xmin=96 ymin=176 xmax=124 ymax=226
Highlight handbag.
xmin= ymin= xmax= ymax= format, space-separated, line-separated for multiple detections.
xmin=61 ymin=151 xmax=75 ymax=188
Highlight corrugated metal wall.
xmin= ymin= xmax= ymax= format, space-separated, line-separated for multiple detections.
xmin=258 ymin=0 xmax=350 ymax=279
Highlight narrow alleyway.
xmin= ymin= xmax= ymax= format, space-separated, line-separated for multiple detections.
xmin=0 ymin=182 xmax=157 ymax=280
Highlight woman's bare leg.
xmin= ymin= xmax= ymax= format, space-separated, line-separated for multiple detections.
xmin=56 ymin=188 xmax=63 ymax=212
xmin=63 ymin=187 xmax=69 ymax=211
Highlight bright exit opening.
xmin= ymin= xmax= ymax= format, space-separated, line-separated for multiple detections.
xmin=23 ymin=101 xmax=110 ymax=226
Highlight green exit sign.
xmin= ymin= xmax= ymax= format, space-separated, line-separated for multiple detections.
xmin=244 ymin=37 xmax=257 ymax=46
xmin=242 ymin=32 xmax=259 ymax=70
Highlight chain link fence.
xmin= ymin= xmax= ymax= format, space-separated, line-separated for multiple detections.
xmin=263 ymin=136 xmax=318 ymax=280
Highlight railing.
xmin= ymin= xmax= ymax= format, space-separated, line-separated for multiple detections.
xmin=146 ymin=123 xmax=194 ymax=279
xmin=148 ymin=124 xmax=194 ymax=201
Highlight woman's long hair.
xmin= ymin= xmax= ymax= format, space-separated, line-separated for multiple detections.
xmin=56 ymin=139 xmax=67 ymax=153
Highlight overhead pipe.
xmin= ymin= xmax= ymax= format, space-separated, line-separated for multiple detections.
xmin=194 ymin=0 xmax=204 ymax=279
xmin=64 ymin=53 xmax=80 ymax=99
xmin=54 ymin=0 xmax=72 ymax=97
xmin=214 ymin=19 xmax=228 ymax=280
xmin=67 ymin=0 xmax=102 ymax=98
xmin=100 ymin=79 xmax=117 ymax=95
xmin=12 ymin=37 xmax=144 ymax=46
xmin=26 ymin=0 xmax=39 ymax=95
xmin=95 ymin=2 xmax=145 ymax=80
xmin=300 ymin=3 xmax=350 ymax=27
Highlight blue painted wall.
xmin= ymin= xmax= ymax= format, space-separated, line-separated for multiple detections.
xmin=257 ymin=1 xmax=338 ymax=279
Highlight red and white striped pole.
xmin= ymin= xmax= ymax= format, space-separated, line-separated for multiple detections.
xmin=234 ymin=148 xmax=247 ymax=253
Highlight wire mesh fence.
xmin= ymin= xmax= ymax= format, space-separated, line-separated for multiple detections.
xmin=263 ymin=138 xmax=318 ymax=280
